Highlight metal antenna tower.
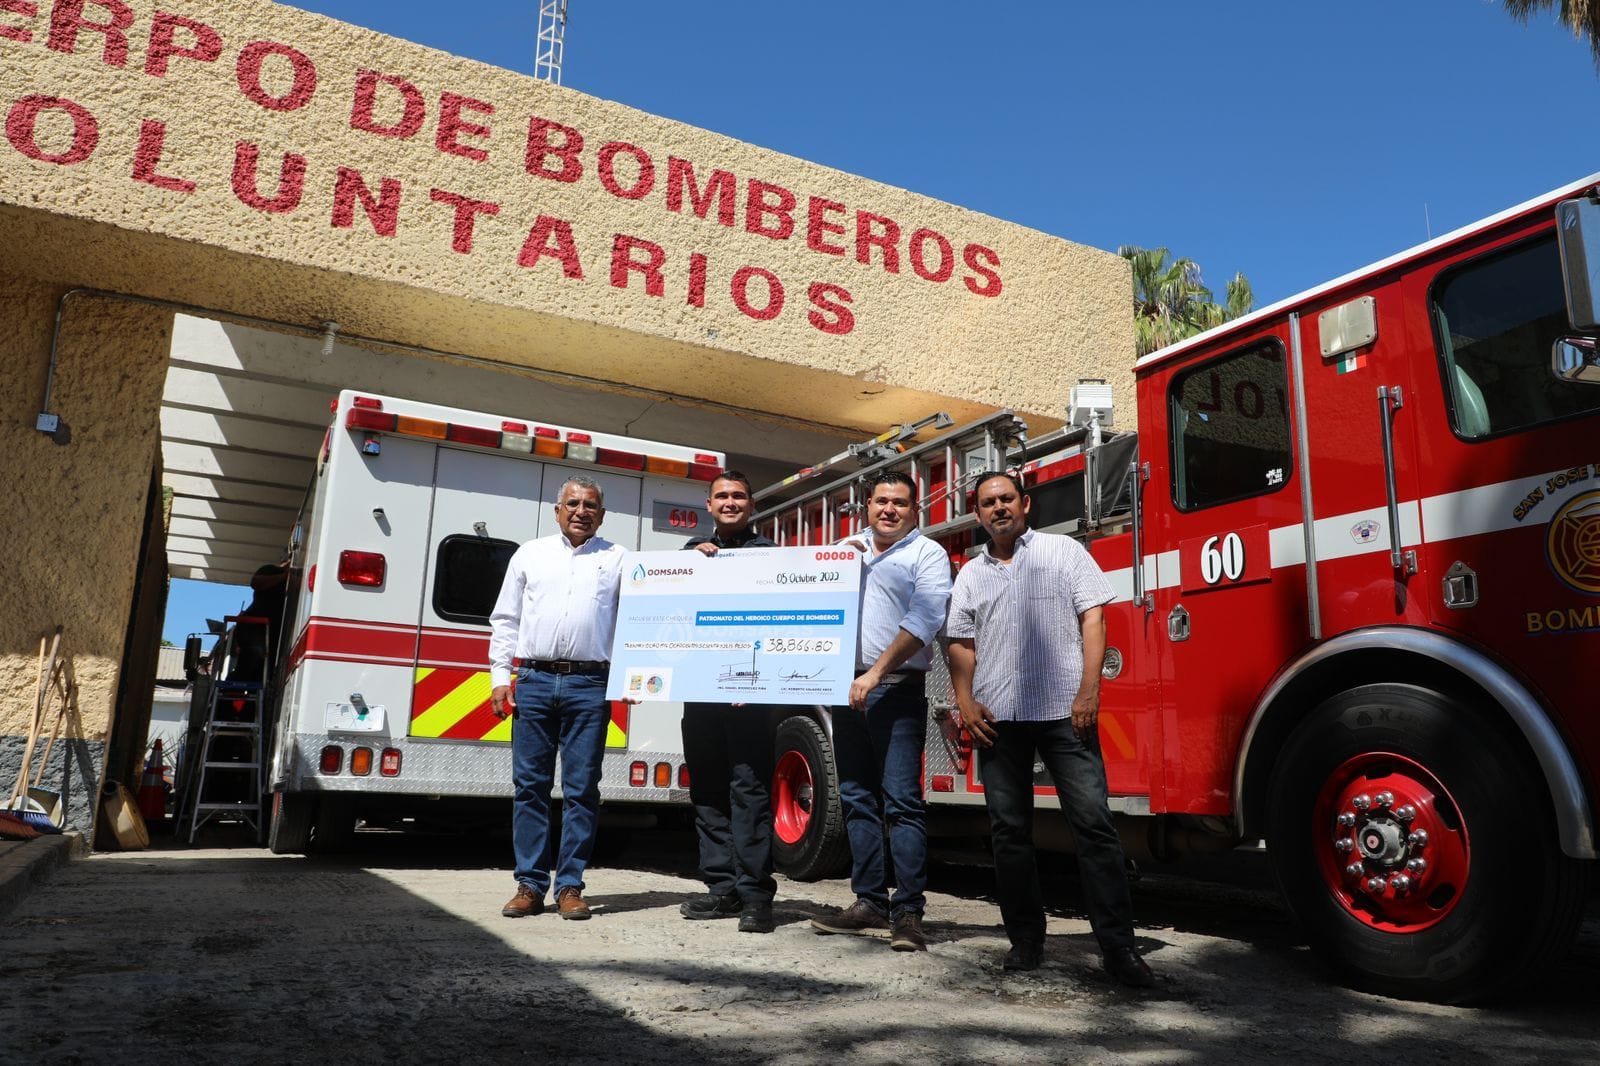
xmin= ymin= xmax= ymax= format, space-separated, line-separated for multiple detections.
xmin=535 ymin=0 xmax=568 ymax=85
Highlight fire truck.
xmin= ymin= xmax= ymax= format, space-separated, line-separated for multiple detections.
xmin=752 ymin=173 xmax=1600 ymax=1003
xmin=263 ymin=391 xmax=725 ymax=854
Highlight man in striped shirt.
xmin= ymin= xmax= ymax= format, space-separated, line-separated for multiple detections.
xmin=946 ymin=472 xmax=1153 ymax=987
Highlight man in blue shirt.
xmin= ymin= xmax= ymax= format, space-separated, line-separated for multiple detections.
xmin=811 ymin=471 xmax=951 ymax=952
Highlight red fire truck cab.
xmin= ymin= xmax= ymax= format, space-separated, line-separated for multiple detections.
xmin=758 ymin=174 xmax=1600 ymax=1003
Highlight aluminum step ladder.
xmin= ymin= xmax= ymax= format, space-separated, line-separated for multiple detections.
xmin=177 ymin=614 xmax=270 ymax=844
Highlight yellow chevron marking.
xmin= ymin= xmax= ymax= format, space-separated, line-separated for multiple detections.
xmin=410 ymin=669 xmax=493 ymax=738
xmin=483 ymin=716 xmax=512 ymax=743
xmin=415 ymin=666 xmax=434 ymax=684
xmin=606 ymin=719 xmax=626 ymax=749
xmin=1101 ymin=713 xmax=1136 ymax=761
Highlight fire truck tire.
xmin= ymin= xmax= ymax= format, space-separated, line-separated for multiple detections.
xmin=1265 ymin=683 xmax=1589 ymax=1003
xmin=771 ymin=715 xmax=850 ymax=882
xmin=309 ymin=793 xmax=358 ymax=854
xmin=267 ymin=791 xmax=312 ymax=855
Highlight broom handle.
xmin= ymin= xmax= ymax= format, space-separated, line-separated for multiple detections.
xmin=32 ymin=680 xmax=68 ymax=788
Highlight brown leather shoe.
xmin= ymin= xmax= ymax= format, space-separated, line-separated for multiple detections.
xmin=556 ymin=886 xmax=591 ymax=920
xmin=501 ymin=883 xmax=544 ymax=918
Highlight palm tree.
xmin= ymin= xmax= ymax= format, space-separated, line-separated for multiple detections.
xmin=1119 ymin=246 xmax=1255 ymax=356
xmin=1503 ymin=1 xmax=1600 ymax=63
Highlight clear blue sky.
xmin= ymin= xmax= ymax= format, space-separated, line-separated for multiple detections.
xmin=163 ymin=1 xmax=1600 ymax=642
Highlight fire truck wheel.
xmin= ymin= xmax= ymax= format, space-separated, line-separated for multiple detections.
xmin=308 ymin=793 xmax=357 ymax=854
xmin=1266 ymin=683 xmax=1589 ymax=1003
xmin=771 ymin=715 xmax=850 ymax=882
xmin=267 ymin=791 xmax=312 ymax=854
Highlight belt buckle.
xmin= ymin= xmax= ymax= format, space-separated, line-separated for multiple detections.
xmin=553 ymin=660 xmax=573 ymax=675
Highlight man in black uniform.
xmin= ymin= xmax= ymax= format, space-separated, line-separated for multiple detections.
xmin=678 ymin=470 xmax=780 ymax=933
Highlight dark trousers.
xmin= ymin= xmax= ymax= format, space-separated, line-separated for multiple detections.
xmin=978 ymin=716 xmax=1136 ymax=953
xmin=682 ymin=703 xmax=776 ymax=904
xmin=833 ymin=673 xmax=928 ymax=918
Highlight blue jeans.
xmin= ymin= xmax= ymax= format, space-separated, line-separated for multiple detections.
xmin=833 ymin=673 xmax=927 ymax=918
xmin=978 ymin=717 xmax=1136 ymax=953
xmin=511 ymin=667 xmax=608 ymax=897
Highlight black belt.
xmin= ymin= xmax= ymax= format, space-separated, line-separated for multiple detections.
xmin=516 ymin=658 xmax=609 ymax=676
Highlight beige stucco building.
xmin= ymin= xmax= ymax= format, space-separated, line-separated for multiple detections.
xmin=0 ymin=0 xmax=1132 ymax=835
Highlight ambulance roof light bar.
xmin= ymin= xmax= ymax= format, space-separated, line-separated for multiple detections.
xmin=341 ymin=396 xmax=723 ymax=481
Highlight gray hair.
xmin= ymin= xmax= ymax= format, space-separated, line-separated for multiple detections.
xmin=557 ymin=475 xmax=604 ymax=506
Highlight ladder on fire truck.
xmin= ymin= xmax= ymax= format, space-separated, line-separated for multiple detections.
xmin=752 ymin=410 xmax=1029 ymax=544
xmin=175 ymin=614 xmax=269 ymax=844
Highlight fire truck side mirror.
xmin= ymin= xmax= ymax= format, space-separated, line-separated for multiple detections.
xmin=1555 ymin=196 xmax=1600 ymax=333
xmin=183 ymin=635 xmax=203 ymax=682
xmin=1552 ymin=336 xmax=1600 ymax=385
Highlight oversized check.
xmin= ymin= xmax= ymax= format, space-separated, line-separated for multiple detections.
xmin=606 ymin=546 xmax=861 ymax=705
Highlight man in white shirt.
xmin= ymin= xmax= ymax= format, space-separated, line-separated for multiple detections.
xmin=947 ymin=471 xmax=1153 ymax=987
xmin=489 ymin=475 xmax=624 ymax=921
xmin=810 ymin=471 xmax=951 ymax=952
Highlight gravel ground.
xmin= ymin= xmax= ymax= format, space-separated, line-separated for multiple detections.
xmin=1 ymin=828 xmax=1596 ymax=1065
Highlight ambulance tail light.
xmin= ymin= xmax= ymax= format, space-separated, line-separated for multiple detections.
xmin=930 ymin=775 xmax=955 ymax=793
xmin=689 ymin=454 xmax=723 ymax=481
xmin=350 ymin=747 xmax=374 ymax=776
xmin=645 ymin=456 xmax=690 ymax=478
xmin=320 ymin=745 xmax=343 ymax=774
xmin=533 ymin=426 xmax=567 ymax=458
xmin=338 ymin=550 xmax=386 ymax=587
xmin=598 ymin=448 xmax=647 ymax=471
xmin=307 ymin=564 xmax=317 ymax=592
xmin=677 ymin=765 xmax=691 ymax=789
xmin=629 ymin=761 xmax=647 ymax=786
xmin=447 ymin=423 xmax=502 ymax=448
xmin=566 ymin=432 xmax=597 ymax=464
xmin=346 ymin=407 xmax=397 ymax=432
xmin=351 ymin=395 xmax=383 ymax=409
xmin=396 ymin=415 xmax=448 ymax=439
xmin=501 ymin=421 xmax=533 ymax=453
xmin=380 ymin=748 xmax=402 ymax=777
xmin=653 ymin=762 xmax=672 ymax=788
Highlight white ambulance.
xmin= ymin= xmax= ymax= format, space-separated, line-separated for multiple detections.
xmin=265 ymin=390 xmax=725 ymax=853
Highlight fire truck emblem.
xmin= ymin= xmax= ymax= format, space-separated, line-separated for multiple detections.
xmin=1350 ymin=520 xmax=1380 ymax=544
xmin=1547 ymin=490 xmax=1600 ymax=594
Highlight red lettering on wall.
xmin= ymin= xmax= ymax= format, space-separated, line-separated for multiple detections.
xmin=236 ymin=40 xmax=317 ymax=112
xmin=5 ymin=94 xmax=97 ymax=164
xmin=437 ymin=92 xmax=492 ymax=162
xmin=962 ymin=243 xmax=1002 ymax=297
xmin=332 ymin=167 xmax=401 ymax=236
xmin=687 ymin=251 xmax=707 ymax=308
xmin=47 ymin=0 xmax=133 ymax=67
xmin=731 ymin=265 xmax=783 ymax=320
xmin=0 ymin=0 xmax=35 ymax=44
xmin=807 ymin=282 xmax=854 ymax=335
xmin=144 ymin=12 xmax=221 ymax=77
xmin=597 ymin=141 xmax=654 ymax=200
xmin=525 ymin=116 xmax=582 ymax=182
xmin=665 ymin=157 xmax=735 ymax=226
xmin=517 ymin=214 xmax=583 ymax=278
xmin=806 ymin=196 xmax=846 ymax=256
xmin=745 ymin=180 xmax=795 ymax=241
xmin=350 ymin=70 xmax=424 ymax=139
xmin=429 ymin=188 xmax=499 ymax=253
xmin=131 ymin=119 xmax=193 ymax=192
xmin=909 ymin=228 xmax=953 ymax=283
xmin=855 ymin=211 xmax=900 ymax=273
xmin=610 ymin=234 xmax=665 ymax=296
xmin=232 ymin=142 xmax=306 ymax=212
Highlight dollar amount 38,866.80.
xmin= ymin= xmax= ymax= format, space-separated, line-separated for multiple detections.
xmin=759 ymin=637 xmax=838 ymax=655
